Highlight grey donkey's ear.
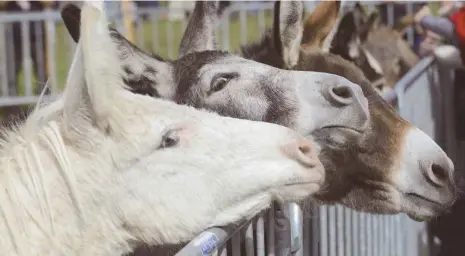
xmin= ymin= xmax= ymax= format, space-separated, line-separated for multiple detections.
xmin=60 ymin=3 xmax=172 ymax=98
xmin=178 ymin=0 xmax=220 ymax=58
xmin=272 ymin=0 xmax=305 ymax=69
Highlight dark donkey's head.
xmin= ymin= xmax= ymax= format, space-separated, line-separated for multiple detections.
xmin=240 ymin=1 xmax=454 ymax=220
xmin=304 ymin=2 xmax=419 ymax=93
xmin=61 ymin=3 xmax=370 ymax=166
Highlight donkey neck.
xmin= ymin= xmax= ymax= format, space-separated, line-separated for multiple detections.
xmin=0 ymin=120 xmax=132 ymax=256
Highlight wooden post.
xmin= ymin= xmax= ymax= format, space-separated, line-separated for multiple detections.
xmin=120 ymin=0 xmax=136 ymax=44
xmin=43 ymin=1 xmax=52 ymax=80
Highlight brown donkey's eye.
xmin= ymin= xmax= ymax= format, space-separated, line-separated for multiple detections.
xmin=160 ymin=130 xmax=179 ymax=149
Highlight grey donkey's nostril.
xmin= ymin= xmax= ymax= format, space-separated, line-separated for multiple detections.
xmin=332 ymin=86 xmax=352 ymax=99
xmin=328 ymin=85 xmax=354 ymax=105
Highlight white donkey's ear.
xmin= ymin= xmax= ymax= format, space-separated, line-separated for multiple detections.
xmin=76 ymin=0 xmax=128 ymax=134
xmin=178 ymin=0 xmax=219 ymax=58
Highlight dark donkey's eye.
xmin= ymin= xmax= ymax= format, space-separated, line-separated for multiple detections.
xmin=210 ymin=73 xmax=238 ymax=93
xmin=159 ymin=129 xmax=180 ymax=149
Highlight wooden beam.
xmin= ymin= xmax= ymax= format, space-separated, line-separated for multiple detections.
xmin=120 ymin=0 xmax=136 ymax=44
xmin=44 ymin=4 xmax=50 ymax=79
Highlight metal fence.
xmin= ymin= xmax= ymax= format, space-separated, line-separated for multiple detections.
xmin=0 ymin=2 xmax=455 ymax=256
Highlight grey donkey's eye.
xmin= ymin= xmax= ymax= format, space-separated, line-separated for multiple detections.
xmin=159 ymin=130 xmax=180 ymax=149
xmin=210 ymin=73 xmax=238 ymax=94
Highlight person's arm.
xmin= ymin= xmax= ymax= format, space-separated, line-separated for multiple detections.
xmin=420 ymin=15 xmax=457 ymax=43
xmin=414 ymin=5 xmax=459 ymax=45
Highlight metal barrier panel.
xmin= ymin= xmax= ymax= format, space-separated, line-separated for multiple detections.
xmin=382 ymin=56 xmax=460 ymax=256
xmin=0 ymin=2 xmax=446 ymax=256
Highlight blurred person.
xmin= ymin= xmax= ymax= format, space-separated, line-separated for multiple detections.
xmin=418 ymin=30 xmax=444 ymax=57
xmin=414 ymin=2 xmax=465 ymax=68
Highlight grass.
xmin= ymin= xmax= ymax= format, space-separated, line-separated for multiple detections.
xmin=17 ymin=11 xmax=273 ymax=94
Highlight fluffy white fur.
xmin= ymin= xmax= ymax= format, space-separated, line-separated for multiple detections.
xmin=0 ymin=2 xmax=325 ymax=255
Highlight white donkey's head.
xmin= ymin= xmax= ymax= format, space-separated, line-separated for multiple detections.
xmin=59 ymin=1 xmax=325 ymax=251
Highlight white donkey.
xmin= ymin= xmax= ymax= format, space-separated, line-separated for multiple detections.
xmin=0 ymin=2 xmax=326 ymax=255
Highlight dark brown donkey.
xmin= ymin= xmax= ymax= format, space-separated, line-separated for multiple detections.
xmin=62 ymin=0 xmax=456 ymax=223
xmin=300 ymin=1 xmax=419 ymax=93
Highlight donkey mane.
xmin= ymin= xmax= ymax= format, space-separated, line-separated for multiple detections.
xmin=0 ymin=120 xmax=81 ymax=255
xmin=0 ymin=43 xmax=92 ymax=254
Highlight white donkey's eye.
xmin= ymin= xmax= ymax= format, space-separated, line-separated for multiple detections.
xmin=209 ymin=73 xmax=238 ymax=94
xmin=159 ymin=129 xmax=180 ymax=149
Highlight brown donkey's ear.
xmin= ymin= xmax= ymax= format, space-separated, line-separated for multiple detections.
xmin=61 ymin=3 xmax=82 ymax=43
xmin=352 ymin=2 xmax=368 ymax=34
xmin=359 ymin=11 xmax=381 ymax=41
xmin=301 ymin=1 xmax=341 ymax=49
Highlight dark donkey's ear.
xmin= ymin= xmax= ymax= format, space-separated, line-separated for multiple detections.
xmin=178 ymin=0 xmax=220 ymax=58
xmin=61 ymin=3 xmax=82 ymax=43
xmin=359 ymin=11 xmax=381 ymax=41
xmin=301 ymin=0 xmax=341 ymax=50
xmin=328 ymin=2 xmax=368 ymax=59
xmin=272 ymin=0 xmax=305 ymax=69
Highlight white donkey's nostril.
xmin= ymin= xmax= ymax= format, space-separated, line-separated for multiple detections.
xmin=284 ymin=138 xmax=321 ymax=169
xmin=298 ymin=138 xmax=314 ymax=156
